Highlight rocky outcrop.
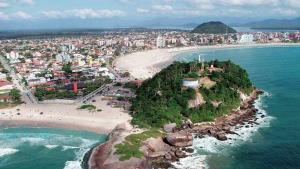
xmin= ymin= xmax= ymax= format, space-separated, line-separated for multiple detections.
xmin=191 ymin=89 xmax=263 ymax=141
xmin=142 ymin=137 xmax=171 ymax=158
xmin=88 ymin=89 xmax=263 ymax=169
xmin=163 ymin=123 xmax=177 ymax=133
xmin=88 ymin=123 xmax=151 ymax=169
xmin=165 ymin=131 xmax=193 ymax=147
xmin=188 ymin=91 xmax=206 ymax=108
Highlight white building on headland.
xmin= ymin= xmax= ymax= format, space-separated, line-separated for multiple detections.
xmin=239 ymin=34 xmax=254 ymax=44
xmin=157 ymin=35 xmax=166 ymax=48
xmin=182 ymin=78 xmax=199 ymax=89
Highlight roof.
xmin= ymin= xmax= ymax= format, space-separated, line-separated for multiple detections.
xmin=0 ymin=80 xmax=12 ymax=88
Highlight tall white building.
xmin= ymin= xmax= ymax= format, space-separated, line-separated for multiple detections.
xmin=6 ymin=51 xmax=19 ymax=60
xmin=156 ymin=35 xmax=166 ymax=48
xmin=134 ymin=40 xmax=145 ymax=47
xmin=56 ymin=53 xmax=72 ymax=63
xmin=239 ymin=34 xmax=254 ymax=44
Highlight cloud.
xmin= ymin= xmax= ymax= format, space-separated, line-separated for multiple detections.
xmin=137 ymin=8 xmax=150 ymax=13
xmin=69 ymin=9 xmax=125 ymax=19
xmin=19 ymin=0 xmax=34 ymax=5
xmin=219 ymin=0 xmax=280 ymax=6
xmin=41 ymin=10 xmax=65 ymax=18
xmin=0 ymin=11 xmax=32 ymax=20
xmin=42 ymin=9 xmax=126 ymax=19
xmin=119 ymin=0 xmax=134 ymax=3
xmin=272 ymin=8 xmax=297 ymax=16
xmin=286 ymin=0 xmax=300 ymax=7
xmin=0 ymin=1 xmax=9 ymax=8
xmin=0 ymin=12 xmax=9 ymax=20
xmin=152 ymin=5 xmax=173 ymax=12
xmin=12 ymin=11 xmax=33 ymax=19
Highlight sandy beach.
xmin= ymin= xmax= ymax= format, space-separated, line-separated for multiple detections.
xmin=1 ymin=42 xmax=299 ymax=134
xmin=115 ymin=43 xmax=300 ymax=80
xmin=0 ymin=96 xmax=131 ymax=134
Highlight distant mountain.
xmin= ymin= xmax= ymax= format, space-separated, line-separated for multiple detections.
xmin=191 ymin=21 xmax=237 ymax=34
xmin=179 ymin=23 xmax=198 ymax=28
xmin=243 ymin=17 xmax=300 ymax=30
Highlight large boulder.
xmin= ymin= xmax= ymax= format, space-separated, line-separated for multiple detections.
xmin=163 ymin=123 xmax=177 ymax=133
xmin=175 ymin=150 xmax=187 ymax=158
xmin=165 ymin=132 xmax=193 ymax=147
xmin=142 ymin=137 xmax=171 ymax=158
xmin=216 ymin=133 xmax=227 ymax=141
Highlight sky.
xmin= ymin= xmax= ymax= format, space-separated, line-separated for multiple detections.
xmin=0 ymin=0 xmax=300 ymax=30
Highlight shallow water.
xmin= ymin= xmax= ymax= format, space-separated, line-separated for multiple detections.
xmin=0 ymin=127 xmax=107 ymax=169
xmin=175 ymin=46 xmax=300 ymax=169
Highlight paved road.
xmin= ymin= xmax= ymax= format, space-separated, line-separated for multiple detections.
xmin=0 ymin=55 xmax=37 ymax=104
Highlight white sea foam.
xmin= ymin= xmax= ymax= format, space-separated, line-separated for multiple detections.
xmin=0 ymin=148 xmax=18 ymax=158
xmin=63 ymin=138 xmax=98 ymax=169
xmin=45 ymin=145 xmax=59 ymax=149
xmin=64 ymin=161 xmax=82 ymax=169
xmin=62 ymin=146 xmax=79 ymax=151
xmin=172 ymin=154 xmax=208 ymax=169
xmin=174 ymin=92 xmax=274 ymax=169
xmin=21 ymin=137 xmax=45 ymax=145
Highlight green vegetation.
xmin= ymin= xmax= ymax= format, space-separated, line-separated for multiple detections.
xmin=34 ymin=78 xmax=110 ymax=101
xmin=191 ymin=21 xmax=237 ymax=34
xmin=131 ymin=60 xmax=253 ymax=128
xmin=35 ymin=86 xmax=77 ymax=101
xmin=78 ymin=104 xmax=96 ymax=110
xmin=83 ymin=78 xmax=112 ymax=96
xmin=115 ymin=129 xmax=163 ymax=161
xmin=9 ymin=88 xmax=21 ymax=102
xmin=62 ymin=63 xmax=72 ymax=74
xmin=0 ymin=102 xmax=19 ymax=109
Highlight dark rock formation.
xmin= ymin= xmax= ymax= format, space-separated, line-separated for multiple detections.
xmin=163 ymin=123 xmax=177 ymax=133
xmin=142 ymin=137 xmax=171 ymax=158
xmin=165 ymin=132 xmax=193 ymax=147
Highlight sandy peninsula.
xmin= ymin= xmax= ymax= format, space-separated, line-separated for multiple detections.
xmin=115 ymin=43 xmax=300 ymax=80
xmin=0 ymin=96 xmax=131 ymax=134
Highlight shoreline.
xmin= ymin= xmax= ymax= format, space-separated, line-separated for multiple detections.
xmin=0 ymin=42 xmax=295 ymax=134
xmin=0 ymin=96 xmax=132 ymax=134
xmin=115 ymin=43 xmax=300 ymax=80
xmin=0 ymin=119 xmax=111 ymax=134
xmin=173 ymin=91 xmax=272 ymax=169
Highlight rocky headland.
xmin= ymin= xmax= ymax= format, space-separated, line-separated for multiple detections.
xmin=87 ymin=88 xmax=263 ymax=169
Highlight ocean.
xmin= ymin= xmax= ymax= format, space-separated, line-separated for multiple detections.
xmin=174 ymin=46 xmax=300 ymax=169
xmin=0 ymin=127 xmax=107 ymax=169
xmin=1 ymin=46 xmax=300 ymax=169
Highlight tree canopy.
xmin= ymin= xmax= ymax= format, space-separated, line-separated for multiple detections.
xmin=191 ymin=21 xmax=237 ymax=34
xmin=131 ymin=60 xmax=253 ymax=128
xmin=9 ymin=88 xmax=21 ymax=102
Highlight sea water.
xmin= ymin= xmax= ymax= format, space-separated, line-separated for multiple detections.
xmin=0 ymin=127 xmax=107 ymax=169
xmin=174 ymin=46 xmax=300 ymax=169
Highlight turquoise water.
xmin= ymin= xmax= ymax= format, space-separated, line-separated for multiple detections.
xmin=176 ymin=46 xmax=300 ymax=169
xmin=0 ymin=128 xmax=107 ymax=169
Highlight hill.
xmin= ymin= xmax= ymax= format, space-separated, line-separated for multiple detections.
xmin=242 ymin=17 xmax=300 ymax=30
xmin=131 ymin=60 xmax=253 ymax=128
xmin=191 ymin=21 xmax=237 ymax=34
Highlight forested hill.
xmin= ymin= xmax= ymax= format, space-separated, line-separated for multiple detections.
xmin=131 ymin=61 xmax=253 ymax=128
xmin=191 ymin=21 xmax=237 ymax=34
